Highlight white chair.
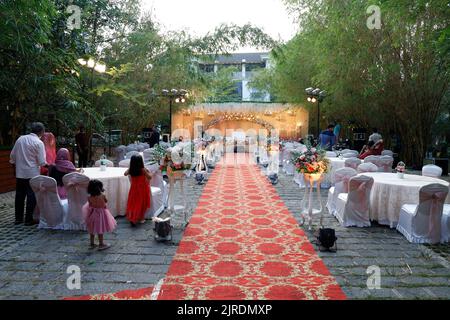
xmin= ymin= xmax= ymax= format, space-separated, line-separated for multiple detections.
xmin=396 ymin=184 xmax=448 ymax=244
xmin=145 ymin=186 xmax=165 ymax=218
xmin=119 ymin=159 xmax=130 ymax=168
xmin=94 ymin=159 xmax=114 ymax=167
xmin=422 ymin=164 xmax=443 ymax=178
xmin=379 ymin=155 xmax=394 ymax=172
xmin=341 ymin=149 xmax=352 ymax=154
xmin=143 ymin=148 xmax=154 ymax=163
xmin=62 ymin=173 xmax=89 ymax=230
xmin=342 ymin=150 xmax=359 ymax=157
xmin=381 ymin=150 xmax=394 ymax=156
xmin=326 ymin=167 xmax=357 ymax=216
xmin=126 ymin=145 xmax=139 ymax=153
xmin=115 ymin=145 xmax=127 ymax=164
xmin=335 ymin=175 xmax=374 ymax=227
xmin=364 ymin=155 xmax=382 ymax=169
xmin=343 ymin=152 xmax=358 ymax=158
xmin=30 ymin=176 xmax=68 ymax=230
xmin=125 ymin=151 xmax=140 ymax=159
xmin=326 ymin=151 xmax=338 ymax=158
xmin=344 ymin=158 xmax=361 ymax=170
xmin=357 ymin=162 xmax=379 ymax=173
xmin=442 ymin=204 xmax=450 ymax=243
xmin=146 ymin=163 xmax=169 ymax=208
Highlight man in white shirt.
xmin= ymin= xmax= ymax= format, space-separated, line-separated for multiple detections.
xmin=10 ymin=122 xmax=48 ymax=225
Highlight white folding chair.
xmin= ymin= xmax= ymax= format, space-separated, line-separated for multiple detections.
xmin=30 ymin=176 xmax=68 ymax=230
xmin=344 ymin=157 xmax=362 ymax=170
xmin=422 ymin=164 xmax=443 ymax=178
xmin=381 ymin=150 xmax=394 ymax=156
xmin=119 ymin=159 xmax=130 ymax=168
xmin=62 ymin=173 xmax=89 ymax=230
xmin=335 ymin=175 xmax=374 ymax=227
xmin=326 ymin=167 xmax=357 ymax=217
xmin=379 ymin=155 xmax=394 ymax=172
xmin=326 ymin=151 xmax=338 ymax=158
xmin=94 ymin=159 xmax=114 ymax=167
xmin=396 ymin=184 xmax=448 ymax=244
xmin=357 ymin=162 xmax=379 ymax=173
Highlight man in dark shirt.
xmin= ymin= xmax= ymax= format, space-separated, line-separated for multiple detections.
xmin=75 ymin=126 xmax=89 ymax=168
xmin=319 ymin=124 xmax=336 ymax=151
xmin=149 ymin=126 xmax=160 ymax=147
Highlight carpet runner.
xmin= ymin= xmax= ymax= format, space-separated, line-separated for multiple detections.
xmin=65 ymin=154 xmax=346 ymax=300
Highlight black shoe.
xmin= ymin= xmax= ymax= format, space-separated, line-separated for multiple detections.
xmin=14 ymin=220 xmax=23 ymax=225
xmin=130 ymin=222 xmax=136 ymax=227
xmin=24 ymin=220 xmax=38 ymax=226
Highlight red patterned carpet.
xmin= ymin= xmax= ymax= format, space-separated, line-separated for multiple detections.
xmin=65 ymin=154 xmax=345 ymax=300
xmin=158 ymin=155 xmax=346 ymax=300
xmin=64 ymin=287 xmax=154 ymax=300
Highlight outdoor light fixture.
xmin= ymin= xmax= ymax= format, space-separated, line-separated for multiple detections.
xmin=306 ymin=87 xmax=327 ymax=136
xmin=158 ymin=88 xmax=189 ymax=138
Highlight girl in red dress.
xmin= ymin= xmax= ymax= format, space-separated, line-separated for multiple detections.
xmin=124 ymin=155 xmax=153 ymax=227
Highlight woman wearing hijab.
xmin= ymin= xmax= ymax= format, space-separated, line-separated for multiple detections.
xmin=48 ymin=148 xmax=78 ymax=199
xmin=40 ymin=132 xmax=57 ymax=175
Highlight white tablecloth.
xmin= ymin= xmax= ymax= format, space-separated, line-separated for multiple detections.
xmin=324 ymin=157 xmax=346 ymax=185
xmin=359 ymin=172 xmax=450 ymax=227
xmin=83 ymin=167 xmax=130 ymax=217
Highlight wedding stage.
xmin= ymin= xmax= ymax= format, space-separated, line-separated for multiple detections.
xmin=67 ymin=154 xmax=345 ymax=300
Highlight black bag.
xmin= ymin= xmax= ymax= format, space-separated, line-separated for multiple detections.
xmin=154 ymin=220 xmax=172 ymax=241
xmin=317 ymin=228 xmax=337 ymax=252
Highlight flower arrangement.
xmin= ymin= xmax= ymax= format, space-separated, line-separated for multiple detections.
xmin=293 ymin=143 xmax=330 ymax=175
xmin=396 ymin=161 xmax=406 ymax=173
xmin=159 ymin=144 xmax=191 ymax=175
xmin=147 ymin=144 xmax=166 ymax=164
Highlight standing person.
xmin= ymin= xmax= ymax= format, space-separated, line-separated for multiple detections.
xmin=124 ymin=155 xmax=152 ymax=227
xmin=82 ymin=180 xmax=117 ymax=250
xmin=75 ymin=125 xmax=89 ymax=168
xmin=10 ymin=122 xmax=48 ymax=225
xmin=318 ymin=124 xmax=336 ymax=151
xmin=48 ymin=148 xmax=78 ymax=200
xmin=149 ymin=126 xmax=160 ymax=148
xmin=40 ymin=132 xmax=57 ymax=175
xmin=333 ymin=121 xmax=342 ymax=143
xmin=368 ymin=128 xmax=382 ymax=144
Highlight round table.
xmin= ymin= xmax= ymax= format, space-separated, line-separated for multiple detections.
xmin=359 ymin=172 xmax=450 ymax=227
xmin=324 ymin=157 xmax=346 ymax=185
xmin=82 ymin=167 xmax=130 ymax=217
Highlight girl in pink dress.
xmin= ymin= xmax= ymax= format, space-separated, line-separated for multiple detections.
xmin=82 ymin=180 xmax=117 ymax=250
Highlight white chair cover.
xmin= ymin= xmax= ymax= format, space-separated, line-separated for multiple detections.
xmin=126 ymin=145 xmax=139 ymax=152
xmin=396 ymin=184 xmax=448 ymax=244
xmin=422 ymin=164 xmax=442 ymax=178
xmin=344 ymin=157 xmax=361 ymax=170
xmin=326 ymin=167 xmax=357 ymax=216
xmin=115 ymin=145 xmax=127 ymax=164
xmin=357 ymin=162 xmax=379 ymax=173
xmin=442 ymin=204 xmax=450 ymax=243
xmin=283 ymin=149 xmax=296 ymax=176
xmin=364 ymin=155 xmax=382 ymax=169
xmin=381 ymin=150 xmax=394 ymax=156
xmin=335 ymin=175 xmax=374 ymax=227
xmin=145 ymin=163 xmax=169 ymax=209
xmin=326 ymin=151 xmax=338 ymax=158
xmin=341 ymin=149 xmax=352 ymax=154
xmin=145 ymin=186 xmax=164 ymax=218
xmin=379 ymin=155 xmax=394 ymax=172
xmin=125 ymin=151 xmax=140 ymax=159
xmin=30 ymin=176 xmax=68 ymax=230
xmin=62 ymin=173 xmax=89 ymax=230
xmin=143 ymin=148 xmax=154 ymax=163
xmin=94 ymin=159 xmax=114 ymax=167
xmin=343 ymin=152 xmax=357 ymax=158
xmin=119 ymin=159 xmax=130 ymax=168
xmin=342 ymin=150 xmax=359 ymax=157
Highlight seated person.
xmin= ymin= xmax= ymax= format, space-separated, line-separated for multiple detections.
xmin=48 ymin=148 xmax=79 ymax=199
xmin=359 ymin=139 xmax=384 ymax=159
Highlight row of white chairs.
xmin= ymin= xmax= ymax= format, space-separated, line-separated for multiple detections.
xmin=326 ymin=167 xmax=449 ymax=243
xmin=29 ymin=169 xmax=168 ymax=231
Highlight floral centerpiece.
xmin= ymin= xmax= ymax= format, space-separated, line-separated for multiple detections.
xmin=396 ymin=161 xmax=406 ymax=179
xmin=147 ymin=144 xmax=166 ymax=165
xmin=160 ymin=143 xmax=191 ymax=177
xmin=293 ymin=143 xmax=330 ymax=182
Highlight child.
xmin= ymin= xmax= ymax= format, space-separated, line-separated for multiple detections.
xmin=82 ymin=179 xmax=117 ymax=250
xmin=124 ymin=155 xmax=152 ymax=227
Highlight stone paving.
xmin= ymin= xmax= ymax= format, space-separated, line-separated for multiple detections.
xmin=0 ymin=165 xmax=449 ymax=300
xmin=0 ymin=176 xmax=205 ymax=300
xmin=273 ymin=170 xmax=450 ymax=300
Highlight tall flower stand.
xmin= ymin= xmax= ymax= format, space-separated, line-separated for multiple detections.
xmin=299 ymin=173 xmax=324 ymax=231
xmin=167 ymin=170 xmax=188 ymax=226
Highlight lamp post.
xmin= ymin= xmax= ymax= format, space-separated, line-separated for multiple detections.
xmin=159 ymin=89 xmax=189 ymax=140
xmin=305 ymin=87 xmax=326 ymax=137
xmin=78 ymin=58 xmax=107 ymax=164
